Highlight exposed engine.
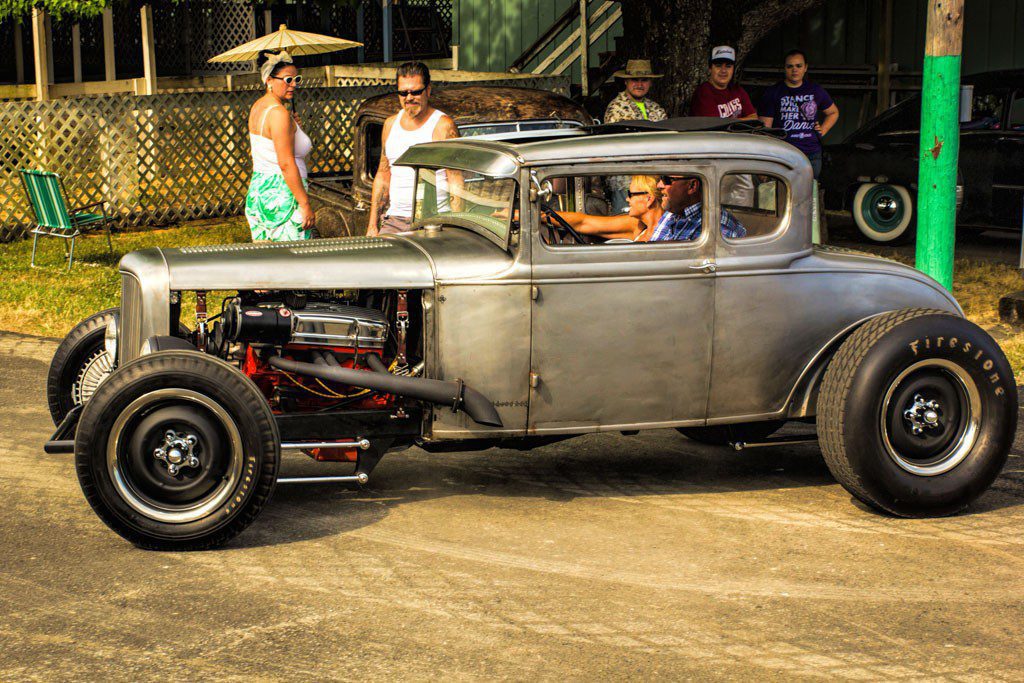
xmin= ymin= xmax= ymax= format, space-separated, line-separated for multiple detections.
xmin=198 ymin=291 xmax=421 ymax=460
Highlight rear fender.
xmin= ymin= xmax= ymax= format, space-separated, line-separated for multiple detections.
xmin=785 ymin=313 xmax=887 ymax=418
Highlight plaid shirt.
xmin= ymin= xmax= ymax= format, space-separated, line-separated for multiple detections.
xmin=649 ymin=204 xmax=747 ymax=242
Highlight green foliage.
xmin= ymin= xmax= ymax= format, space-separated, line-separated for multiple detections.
xmin=0 ymin=0 xmax=111 ymax=22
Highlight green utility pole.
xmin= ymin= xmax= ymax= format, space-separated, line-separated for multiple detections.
xmin=915 ymin=0 xmax=964 ymax=290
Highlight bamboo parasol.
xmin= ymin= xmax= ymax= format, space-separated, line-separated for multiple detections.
xmin=208 ymin=24 xmax=361 ymax=63
xmin=210 ymin=25 xmax=361 ymax=113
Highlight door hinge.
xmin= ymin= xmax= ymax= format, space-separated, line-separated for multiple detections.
xmin=529 ymin=372 xmax=541 ymax=388
xmin=531 ymin=285 xmax=539 ymax=301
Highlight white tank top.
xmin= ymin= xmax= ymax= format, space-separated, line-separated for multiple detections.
xmin=384 ymin=108 xmax=447 ymax=217
xmin=250 ymin=104 xmax=312 ymax=178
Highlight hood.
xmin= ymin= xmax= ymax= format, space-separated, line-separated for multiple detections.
xmin=145 ymin=236 xmax=437 ymax=290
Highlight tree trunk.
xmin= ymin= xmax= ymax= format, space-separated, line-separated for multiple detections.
xmin=621 ymin=0 xmax=825 ymax=116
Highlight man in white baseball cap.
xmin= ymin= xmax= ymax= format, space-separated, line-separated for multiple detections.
xmin=690 ymin=45 xmax=757 ymax=120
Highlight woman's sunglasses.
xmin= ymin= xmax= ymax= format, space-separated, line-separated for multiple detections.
xmin=270 ymin=75 xmax=302 ymax=85
xmin=627 ymin=190 xmax=650 ymax=198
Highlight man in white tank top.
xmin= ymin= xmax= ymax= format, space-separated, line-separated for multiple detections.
xmin=367 ymin=62 xmax=460 ymax=236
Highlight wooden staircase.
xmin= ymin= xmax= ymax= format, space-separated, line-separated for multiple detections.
xmin=508 ymin=0 xmax=623 ymax=115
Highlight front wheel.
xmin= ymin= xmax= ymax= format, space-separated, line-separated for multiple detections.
xmin=75 ymin=351 xmax=279 ymax=550
xmin=817 ymin=309 xmax=1017 ymax=516
xmin=47 ymin=308 xmax=119 ymax=426
xmin=851 ymin=182 xmax=915 ymax=244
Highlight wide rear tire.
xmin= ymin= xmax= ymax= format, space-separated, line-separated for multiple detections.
xmin=817 ymin=309 xmax=1017 ymax=516
xmin=75 ymin=351 xmax=279 ymax=550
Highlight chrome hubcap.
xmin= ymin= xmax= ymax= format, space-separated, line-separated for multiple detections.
xmin=152 ymin=429 xmax=201 ymax=476
xmin=874 ymin=195 xmax=898 ymax=220
xmin=73 ymin=348 xmax=114 ymax=406
xmin=903 ymin=394 xmax=943 ymax=435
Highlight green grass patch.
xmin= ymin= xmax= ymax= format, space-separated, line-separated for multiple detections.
xmin=0 ymin=218 xmax=249 ymax=337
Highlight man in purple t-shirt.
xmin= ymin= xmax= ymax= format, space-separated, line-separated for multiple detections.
xmin=759 ymin=49 xmax=839 ymax=178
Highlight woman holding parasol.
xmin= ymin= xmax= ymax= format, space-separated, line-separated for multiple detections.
xmin=245 ymin=50 xmax=314 ymax=242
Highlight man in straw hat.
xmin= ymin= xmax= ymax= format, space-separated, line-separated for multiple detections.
xmin=604 ymin=59 xmax=667 ymax=212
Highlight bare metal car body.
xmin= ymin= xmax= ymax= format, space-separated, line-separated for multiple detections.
xmin=119 ymin=131 xmax=959 ymax=435
xmin=56 ymin=119 xmax=1015 ymax=550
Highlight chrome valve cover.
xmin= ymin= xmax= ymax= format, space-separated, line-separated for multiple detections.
xmin=289 ymin=303 xmax=389 ymax=349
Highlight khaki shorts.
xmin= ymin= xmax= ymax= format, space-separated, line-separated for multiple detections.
xmin=380 ymin=215 xmax=412 ymax=234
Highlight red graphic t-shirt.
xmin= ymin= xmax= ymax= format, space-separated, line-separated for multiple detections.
xmin=689 ymin=81 xmax=756 ymax=119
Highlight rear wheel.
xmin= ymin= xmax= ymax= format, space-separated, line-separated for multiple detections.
xmin=75 ymin=351 xmax=279 ymax=550
xmin=851 ymin=182 xmax=915 ymax=244
xmin=817 ymin=309 xmax=1017 ymax=516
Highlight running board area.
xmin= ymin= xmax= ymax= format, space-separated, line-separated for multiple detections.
xmin=730 ymin=434 xmax=819 ymax=451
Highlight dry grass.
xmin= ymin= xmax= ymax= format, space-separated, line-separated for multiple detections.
xmin=2 ymin=218 xmax=1023 ymax=379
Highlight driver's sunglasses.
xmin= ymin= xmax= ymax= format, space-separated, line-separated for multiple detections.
xmin=270 ymin=75 xmax=302 ymax=85
xmin=397 ymin=86 xmax=427 ymax=98
xmin=658 ymin=175 xmax=687 ymax=185
xmin=627 ymin=190 xmax=650 ymax=198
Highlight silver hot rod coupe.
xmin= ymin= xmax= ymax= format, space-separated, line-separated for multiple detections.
xmin=46 ymin=118 xmax=1018 ymax=550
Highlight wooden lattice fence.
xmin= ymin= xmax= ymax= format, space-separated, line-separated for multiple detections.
xmin=0 ymin=76 xmax=569 ymax=242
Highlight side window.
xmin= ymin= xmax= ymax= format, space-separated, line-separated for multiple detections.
xmin=961 ymin=90 xmax=1005 ymax=130
xmin=363 ymin=120 xmax=383 ymax=180
xmin=539 ymin=172 xmax=709 ymax=246
xmin=719 ymin=172 xmax=788 ymax=239
xmin=1009 ymin=92 xmax=1024 ymax=130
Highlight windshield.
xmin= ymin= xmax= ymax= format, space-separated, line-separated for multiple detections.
xmin=412 ymin=167 xmax=518 ymax=243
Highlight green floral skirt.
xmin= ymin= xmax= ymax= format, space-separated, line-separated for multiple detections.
xmin=245 ymin=171 xmax=311 ymax=242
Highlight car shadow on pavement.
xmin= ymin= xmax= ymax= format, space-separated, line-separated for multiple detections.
xmin=228 ymin=429 xmax=1024 ymax=549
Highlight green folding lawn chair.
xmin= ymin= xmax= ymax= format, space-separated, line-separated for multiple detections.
xmin=19 ymin=169 xmax=114 ymax=270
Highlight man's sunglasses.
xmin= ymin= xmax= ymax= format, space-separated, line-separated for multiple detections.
xmin=270 ymin=75 xmax=302 ymax=85
xmin=658 ymin=175 xmax=688 ymax=185
xmin=397 ymin=87 xmax=427 ymax=98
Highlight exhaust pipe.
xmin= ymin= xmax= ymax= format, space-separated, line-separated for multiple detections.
xmin=268 ymin=354 xmax=503 ymax=428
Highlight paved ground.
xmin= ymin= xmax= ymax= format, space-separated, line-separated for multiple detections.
xmin=2 ymin=331 xmax=1024 ymax=681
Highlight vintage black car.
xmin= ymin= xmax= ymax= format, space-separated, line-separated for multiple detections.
xmin=821 ymin=69 xmax=1024 ymax=244
xmin=308 ymin=85 xmax=592 ymax=237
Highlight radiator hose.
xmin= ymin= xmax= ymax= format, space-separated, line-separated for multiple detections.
xmin=268 ymin=353 xmax=503 ymax=428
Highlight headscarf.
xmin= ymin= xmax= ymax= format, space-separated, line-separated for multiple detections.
xmin=260 ymin=51 xmax=293 ymax=85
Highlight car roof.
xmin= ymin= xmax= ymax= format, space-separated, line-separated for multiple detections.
xmin=397 ymin=128 xmax=809 ymax=175
xmin=357 ymin=84 xmax=592 ymax=126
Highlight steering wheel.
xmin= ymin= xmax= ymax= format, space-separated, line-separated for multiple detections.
xmin=539 ymin=202 xmax=587 ymax=244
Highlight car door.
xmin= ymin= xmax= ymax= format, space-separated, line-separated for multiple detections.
xmin=527 ymin=164 xmax=717 ymax=433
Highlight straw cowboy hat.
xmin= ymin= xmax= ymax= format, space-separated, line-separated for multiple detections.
xmin=613 ymin=59 xmax=663 ymax=79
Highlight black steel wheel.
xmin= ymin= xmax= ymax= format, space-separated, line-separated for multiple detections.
xmin=47 ymin=308 xmax=119 ymax=426
xmin=817 ymin=309 xmax=1017 ymax=516
xmin=48 ymin=308 xmax=191 ymax=426
xmin=677 ymin=421 xmax=785 ymax=446
xmin=75 ymin=351 xmax=279 ymax=550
